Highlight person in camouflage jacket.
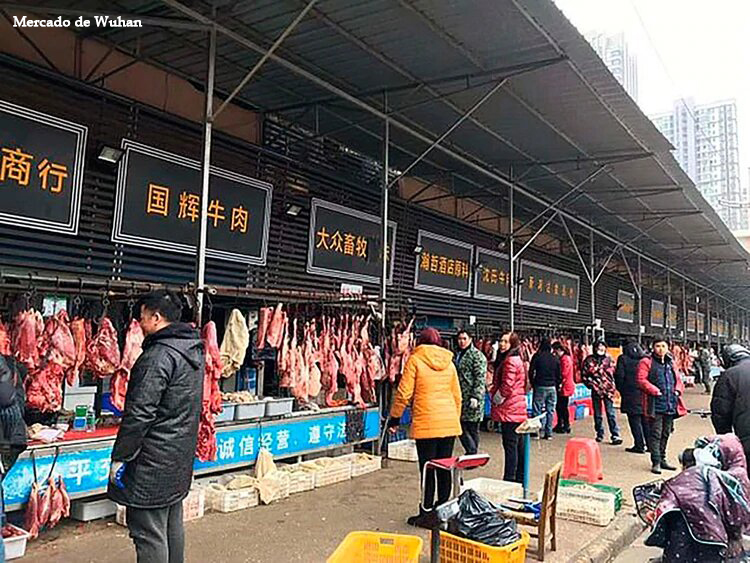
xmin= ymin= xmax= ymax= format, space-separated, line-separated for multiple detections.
xmin=455 ymin=330 xmax=488 ymax=454
xmin=582 ymin=339 xmax=622 ymax=445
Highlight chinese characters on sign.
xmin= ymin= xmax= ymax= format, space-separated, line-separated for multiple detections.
xmin=617 ymin=290 xmax=635 ymax=323
xmin=518 ymin=261 xmax=580 ymax=313
xmin=307 ymin=199 xmax=396 ymax=284
xmin=698 ymin=313 xmax=706 ymax=335
xmin=669 ymin=304 xmax=678 ymax=330
xmin=113 ymin=140 xmax=272 ymax=265
xmin=687 ymin=310 xmax=697 ymax=333
xmin=0 ymin=99 xmax=87 ymax=234
xmin=474 ymin=248 xmax=511 ymax=302
xmin=413 ymin=230 xmax=473 ymax=296
xmin=650 ymin=300 xmax=664 ymax=328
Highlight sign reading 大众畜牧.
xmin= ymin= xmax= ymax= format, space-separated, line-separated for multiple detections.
xmin=650 ymin=300 xmax=664 ymax=328
xmin=307 ymin=199 xmax=396 ymax=284
xmin=414 ymin=230 xmax=473 ymax=296
xmin=0 ymin=99 xmax=87 ymax=235
xmin=474 ymin=248 xmax=510 ymax=302
xmin=617 ymin=290 xmax=635 ymax=323
xmin=112 ymin=140 xmax=272 ymax=264
xmin=688 ymin=310 xmax=697 ymax=333
xmin=698 ymin=312 xmax=706 ymax=335
xmin=669 ymin=304 xmax=678 ymax=330
xmin=519 ymin=261 xmax=579 ymax=313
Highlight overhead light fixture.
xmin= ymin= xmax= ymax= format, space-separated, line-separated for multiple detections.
xmin=497 ymin=240 xmax=507 ymax=250
xmin=285 ymin=204 xmax=302 ymax=217
xmin=516 ymin=277 xmax=526 ymax=286
xmin=475 ymin=262 xmax=485 ymax=271
xmin=413 ymin=245 xmax=423 ymax=255
xmin=97 ymin=145 xmax=124 ymax=164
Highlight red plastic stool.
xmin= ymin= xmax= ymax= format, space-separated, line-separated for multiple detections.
xmin=562 ymin=438 xmax=603 ymax=482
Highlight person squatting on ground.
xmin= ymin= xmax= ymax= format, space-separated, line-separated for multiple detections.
xmin=637 ymin=336 xmax=687 ymax=475
xmin=489 ymin=332 xmax=527 ymax=483
xmin=645 ymin=434 xmax=750 ymax=562
xmin=711 ymin=344 xmax=750 ymax=464
xmin=454 ymin=329 xmax=487 ymax=455
xmin=582 ymin=339 xmax=622 ymax=445
xmin=552 ymin=342 xmax=575 ymax=434
xmin=108 ymin=291 xmax=204 ymax=563
xmin=388 ymin=327 xmax=462 ymax=528
xmin=615 ymin=340 xmax=650 ymax=454
xmin=529 ymin=339 xmax=560 ymax=440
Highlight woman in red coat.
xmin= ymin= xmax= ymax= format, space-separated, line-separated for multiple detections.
xmin=489 ymin=332 xmax=527 ymax=483
xmin=552 ymin=342 xmax=576 ymax=434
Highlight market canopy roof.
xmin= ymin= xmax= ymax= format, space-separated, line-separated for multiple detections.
xmin=15 ymin=0 xmax=750 ymax=308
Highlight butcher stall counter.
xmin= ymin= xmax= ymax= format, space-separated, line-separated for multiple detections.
xmin=3 ymin=406 xmax=380 ymax=511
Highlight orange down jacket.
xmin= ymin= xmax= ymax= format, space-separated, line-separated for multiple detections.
xmin=390 ymin=344 xmax=462 ymax=440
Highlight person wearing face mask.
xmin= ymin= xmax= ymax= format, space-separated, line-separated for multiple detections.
xmin=637 ymin=336 xmax=687 ymax=475
xmin=582 ymin=339 xmax=622 ymax=445
xmin=489 ymin=332 xmax=527 ymax=483
xmin=454 ymin=329 xmax=487 ymax=455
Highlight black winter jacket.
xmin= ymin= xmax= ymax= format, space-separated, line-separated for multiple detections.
xmin=529 ymin=350 xmax=561 ymax=388
xmin=614 ymin=342 xmax=645 ymax=415
xmin=711 ymin=357 xmax=750 ymax=459
xmin=108 ymin=323 xmax=204 ymax=509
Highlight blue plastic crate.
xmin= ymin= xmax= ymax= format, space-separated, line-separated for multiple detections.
xmin=101 ymin=392 xmax=123 ymax=417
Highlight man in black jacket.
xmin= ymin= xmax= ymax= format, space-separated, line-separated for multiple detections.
xmin=108 ymin=291 xmax=203 ymax=563
xmin=614 ymin=341 xmax=648 ymax=454
xmin=530 ymin=339 xmax=561 ymax=440
xmin=711 ymin=344 xmax=750 ymax=463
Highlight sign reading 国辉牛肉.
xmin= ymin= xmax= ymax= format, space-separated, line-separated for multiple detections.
xmin=474 ymin=248 xmax=510 ymax=302
xmin=112 ymin=140 xmax=272 ymax=264
xmin=413 ymin=230 xmax=473 ymax=296
xmin=0 ymin=99 xmax=87 ymax=235
xmin=307 ymin=198 xmax=396 ymax=284
xmin=518 ymin=260 xmax=579 ymax=313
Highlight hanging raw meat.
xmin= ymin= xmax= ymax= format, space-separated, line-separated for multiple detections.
xmin=46 ymin=477 xmax=63 ymax=529
xmin=196 ymin=321 xmax=223 ymax=462
xmin=59 ymin=477 xmax=70 ymax=518
xmin=265 ymin=304 xmax=285 ymax=349
xmin=256 ymin=307 xmax=272 ymax=349
xmin=219 ymin=309 xmax=250 ymax=378
xmin=110 ymin=319 xmax=144 ymax=413
xmin=306 ymin=321 xmax=322 ymax=399
xmin=0 ymin=321 xmax=10 ymax=356
xmin=86 ymin=317 xmax=120 ymax=378
xmin=68 ymin=317 xmax=87 ymax=386
xmin=36 ymin=482 xmax=51 ymax=532
xmin=14 ymin=309 xmax=43 ymax=370
xmin=320 ymin=316 xmax=342 ymax=406
xmin=278 ymin=318 xmax=291 ymax=386
xmin=24 ymin=482 xmax=40 ymax=540
xmin=41 ymin=311 xmax=76 ymax=377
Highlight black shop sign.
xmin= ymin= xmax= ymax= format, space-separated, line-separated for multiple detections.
xmin=0 ymin=99 xmax=87 ymax=234
xmin=698 ymin=313 xmax=706 ymax=335
xmin=687 ymin=310 xmax=696 ymax=333
xmin=519 ymin=261 xmax=579 ymax=313
xmin=474 ymin=248 xmax=510 ymax=302
xmin=414 ymin=230 xmax=473 ymax=296
xmin=669 ymin=304 xmax=678 ymax=330
xmin=112 ymin=140 xmax=272 ymax=264
xmin=650 ymin=300 xmax=664 ymax=328
xmin=307 ymin=199 xmax=396 ymax=284
xmin=617 ymin=290 xmax=635 ymax=323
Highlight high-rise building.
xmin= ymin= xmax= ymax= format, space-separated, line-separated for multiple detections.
xmin=586 ymin=32 xmax=639 ymax=102
xmin=651 ymin=99 xmax=745 ymax=230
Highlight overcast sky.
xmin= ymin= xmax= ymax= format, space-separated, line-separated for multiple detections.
xmin=553 ymin=0 xmax=750 ymax=188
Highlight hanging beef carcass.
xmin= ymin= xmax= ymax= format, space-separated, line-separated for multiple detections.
xmin=265 ymin=304 xmax=285 ymax=349
xmin=86 ymin=317 xmax=120 ymax=378
xmin=256 ymin=307 xmax=272 ymax=349
xmin=24 ymin=482 xmax=40 ymax=540
xmin=306 ymin=320 xmax=322 ymax=399
xmin=41 ymin=311 xmax=76 ymax=378
xmin=219 ymin=309 xmax=249 ymax=378
xmin=278 ymin=316 xmax=292 ymax=388
xmin=0 ymin=321 xmax=10 ymax=356
xmin=14 ymin=310 xmax=43 ymax=370
xmin=110 ymin=319 xmax=144 ymax=412
xmin=67 ymin=317 xmax=87 ymax=386
xmin=196 ymin=321 xmax=223 ymax=462
xmin=46 ymin=477 xmax=63 ymax=529
xmin=320 ymin=316 xmax=342 ymax=406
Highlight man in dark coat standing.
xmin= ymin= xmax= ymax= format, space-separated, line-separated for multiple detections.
xmin=108 ymin=290 xmax=203 ymax=563
xmin=615 ymin=340 xmax=649 ymax=454
xmin=711 ymin=343 xmax=750 ymax=463
xmin=455 ymin=330 xmax=487 ymax=455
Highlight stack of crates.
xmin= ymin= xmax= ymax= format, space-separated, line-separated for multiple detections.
xmin=559 ymin=480 xmax=623 ymax=512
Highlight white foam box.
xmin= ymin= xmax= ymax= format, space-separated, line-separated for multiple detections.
xmin=70 ymin=498 xmax=117 ymax=522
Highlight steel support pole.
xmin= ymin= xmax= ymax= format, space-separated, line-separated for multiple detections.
xmin=638 ymin=257 xmax=643 ymax=344
xmin=667 ymin=269 xmax=672 ymax=338
xmin=380 ymin=93 xmax=389 ymax=329
xmin=695 ymin=283 xmax=700 ymax=342
xmin=195 ymin=23 xmax=216 ymax=325
xmin=589 ymin=230 xmax=596 ymax=326
xmin=682 ymin=279 xmax=687 ymax=340
xmin=509 ymin=172 xmax=515 ymax=333
xmin=707 ymin=295 xmax=712 ymax=351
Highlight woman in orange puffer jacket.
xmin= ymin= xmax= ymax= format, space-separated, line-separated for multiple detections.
xmin=490 ymin=332 xmax=528 ymax=483
xmin=389 ymin=327 xmax=462 ymax=527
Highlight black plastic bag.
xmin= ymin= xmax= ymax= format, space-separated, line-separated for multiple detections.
xmin=448 ymin=489 xmax=521 ymax=547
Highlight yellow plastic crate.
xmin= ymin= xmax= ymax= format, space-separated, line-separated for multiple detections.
xmin=327 ymin=531 xmax=423 ymax=563
xmin=439 ymin=531 xmax=529 ymax=563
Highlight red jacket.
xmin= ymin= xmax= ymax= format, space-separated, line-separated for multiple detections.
xmin=490 ymin=351 xmax=528 ymax=423
xmin=559 ymin=354 xmax=575 ymax=397
xmin=636 ymin=355 xmax=687 ymax=418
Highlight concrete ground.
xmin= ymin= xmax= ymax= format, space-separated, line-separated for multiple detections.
xmin=21 ymin=388 xmax=713 ymax=563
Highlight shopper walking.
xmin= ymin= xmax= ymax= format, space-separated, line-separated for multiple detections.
xmin=454 ymin=329 xmax=488 ymax=455
xmin=388 ymin=327 xmax=462 ymax=528
xmin=698 ymin=343 xmax=713 ymax=394
xmin=529 ymin=339 xmax=560 ymax=440
xmin=614 ymin=340 xmax=649 ymax=454
xmin=552 ymin=342 xmax=575 ymax=434
xmin=582 ymin=339 xmax=622 ymax=445
xmin=108 ymin=291 xmax=203 ymax=563
xmin=711 ymin=344 xmax=750 ymax=463
xmin=489 ymin=332 xmax=527 ymax=483
xmin=637 ymin=336 xmax=687 ymax=475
